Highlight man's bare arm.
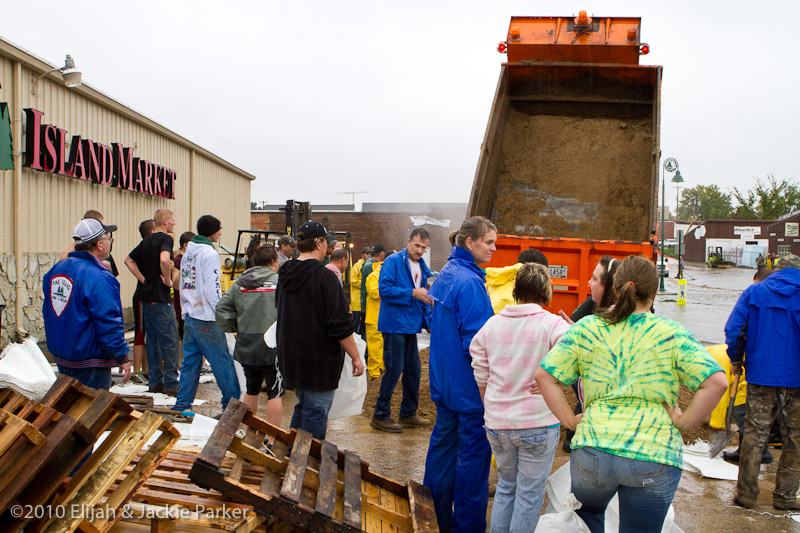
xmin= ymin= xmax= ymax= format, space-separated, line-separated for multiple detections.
xmin=124 ymin=256 xmax=145 ymax=284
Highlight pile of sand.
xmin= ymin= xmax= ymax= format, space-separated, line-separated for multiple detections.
xmin=493 ymin=111 xmax=653 ymax=241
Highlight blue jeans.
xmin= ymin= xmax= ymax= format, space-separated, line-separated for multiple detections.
xmin=57 ymin=365 xmax=112 ymax=391
xmin=486 ymin=426 xmax=559 ymax=533
xmin=141 ymin=301 xmax=180 ymax=389
xmin=172 ymin=317 xmax=240 ymax=411
xmin=571 ymin=447 xmax=682 ymax=533
xmin=423 ymin=402 xmax=491 ymax=533
xmin=290 ymin=389 xmax=335 ymax=440
xmin=374 ymin=333 xmax=420 ymax=420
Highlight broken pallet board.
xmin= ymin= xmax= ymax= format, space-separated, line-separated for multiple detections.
xmin=189 ymin=399 xmax=438 ymax=532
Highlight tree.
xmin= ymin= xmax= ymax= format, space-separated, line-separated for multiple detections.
xmin=677 ymin=184 xmax=732 ymax=220
xmin=732 ymin=175 xmax=800 ymax=220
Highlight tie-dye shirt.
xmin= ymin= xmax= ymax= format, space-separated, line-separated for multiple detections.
xmin=540 ymin=313 xmax=722 ymax=468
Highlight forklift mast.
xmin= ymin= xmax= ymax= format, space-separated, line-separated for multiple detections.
xmin=282 ymin=200 xmax=312 ymax=238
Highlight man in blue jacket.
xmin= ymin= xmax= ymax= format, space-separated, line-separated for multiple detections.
xmin=725 ymin=254 xmax=800 ymax=511
xmin=43 ymin=218 xmax=131 ymax=390
xmin=370 ymin=229 xmax=433 ymax=432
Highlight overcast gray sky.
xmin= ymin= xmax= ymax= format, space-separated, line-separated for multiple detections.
xmin=5 ymin=1 xmax=799 ymax=211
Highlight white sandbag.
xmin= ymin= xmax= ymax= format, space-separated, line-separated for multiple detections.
xmin=540 ymin=462 xmax=682 ymax=533
xmin=535 ymin=510 xmax=591 ymax=532
xmin=233 ymin=360 xmax=247 ymax=401
xmin=328 ymin=335 xmax=367 ymax=420
xmin=0 ymin=338 xmax=57 ymax=400
xmin=225 ymin=332 xmax=237 ymax=356
xmin=264 ymin=322 xmax=277 ymax=348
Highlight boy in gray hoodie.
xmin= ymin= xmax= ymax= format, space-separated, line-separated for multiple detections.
xmin=216 ymin=245 xmax=283 ymax=435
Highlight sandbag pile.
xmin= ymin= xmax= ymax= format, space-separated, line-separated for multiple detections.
xmin=0 ymin=338 xmax=56 ymax=400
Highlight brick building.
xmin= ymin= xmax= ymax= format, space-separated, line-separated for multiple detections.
xmin=251 ymin=203 xmax=467 ymax=271
xmin=767 ymin=211 xmax=800 ymax=257
xmin=684 ymin=219 xmax=774 ymax=266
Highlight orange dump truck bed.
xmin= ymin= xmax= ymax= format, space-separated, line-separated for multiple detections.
xmin=471 ymin=14 xmax=660 ymax=315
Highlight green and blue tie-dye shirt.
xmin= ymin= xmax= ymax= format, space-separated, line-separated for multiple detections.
xmin=540 ymin=313 xmax=722 ymax=468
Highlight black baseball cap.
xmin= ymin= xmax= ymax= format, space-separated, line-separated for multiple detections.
xmin=297 ymin=221 xmax=328 ymax=240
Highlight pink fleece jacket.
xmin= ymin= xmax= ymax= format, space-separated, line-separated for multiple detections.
xmin=470 ymin=303 xmax=569 ymax=430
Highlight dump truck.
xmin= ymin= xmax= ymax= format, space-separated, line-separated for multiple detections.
xmin=468 ymin=13 xmax=661 ymax=313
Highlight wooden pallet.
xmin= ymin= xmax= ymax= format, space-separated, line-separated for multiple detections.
xmin=0 ymin=399 xmax=96 ymax=519
xmin=112 ymin=450 xmax=272 ymax=532
xmin=0 ymin=376 xmax=133 ymax=530
xmin=35 ymin=409 xmax=179 ymax=533
xmin=0 ymin=377 xmax=180 ymax=533
xmin=189 ymin=400 xmax=438 ymax=533
xmin=0 ymin=408 xmax=46 ymax=456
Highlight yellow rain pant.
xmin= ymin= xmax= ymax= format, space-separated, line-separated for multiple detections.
xmin=365 ymin=323 xmax=384 ymax=379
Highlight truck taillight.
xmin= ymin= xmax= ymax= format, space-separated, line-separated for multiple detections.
xmin=639 ymin=43 xmax=650 ymax=55
xmin=497 ymin=42 xmax=508 ymax=53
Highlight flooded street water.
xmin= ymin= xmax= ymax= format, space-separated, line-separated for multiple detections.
xmin=655 ymin=263 xmax=756 ymax=345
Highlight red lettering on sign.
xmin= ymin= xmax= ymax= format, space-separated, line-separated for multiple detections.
xmin=23 ymin=109 xmax=44 ymax=170
xmin=42 ymin=124 xmax=58 ymax=173
xmin=57 ymin=128 xmax=74 ymax=177
xmin=112 ymin=143 xmax=134 ymax=190
xmin=100 ymin=144 xmax=113 ymax=184
xmin=133 ymin=158 xmax=143 ymax=193
xmin=71 ymin=138 xmax=89 ymax=180
xmin=22 ymin=108 xmax=177 ymax=198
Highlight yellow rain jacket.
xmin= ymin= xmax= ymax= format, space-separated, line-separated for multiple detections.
xmin=707 ymin=344 xmax=747 ymax=430
xmin=350 ymin=258 xmax=364 ymax=312
xmin=485 ymin=263 xmax=523 ymax=314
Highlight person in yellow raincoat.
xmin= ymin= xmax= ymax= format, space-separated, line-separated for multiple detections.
xmin=485 ymin=248 xmax=549 ymax=314
xmin=350 ymin=247 xmax=370 ymax=339
xmin=365 ymin=258 xmax=385 ymax=379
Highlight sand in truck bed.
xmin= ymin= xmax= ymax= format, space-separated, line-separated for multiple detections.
xmin=493 ymin=111 xmax=653 ymax=241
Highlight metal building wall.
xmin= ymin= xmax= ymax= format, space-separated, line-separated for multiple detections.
xmin=0 ymin=41 xmax=254 ymax=344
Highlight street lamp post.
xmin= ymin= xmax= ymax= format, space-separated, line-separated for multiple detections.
xmin=660 ymin=158 xmax=683 ymax=291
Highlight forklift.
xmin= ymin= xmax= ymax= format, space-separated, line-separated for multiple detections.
xmin=221 ymin=229 xmax=287 ymax=291
xmin=222 ymin=200 xmax=351 ymax=290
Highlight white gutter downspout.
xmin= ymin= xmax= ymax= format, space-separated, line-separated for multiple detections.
xmin=12 ymin=61 xmax=26 ymax=340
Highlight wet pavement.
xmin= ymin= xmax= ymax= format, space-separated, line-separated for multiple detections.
xmin=183 ymin=267 xmax=800 ymax=532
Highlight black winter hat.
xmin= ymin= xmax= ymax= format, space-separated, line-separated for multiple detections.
xmin=197 ymin=215 xmax=222 ymax=237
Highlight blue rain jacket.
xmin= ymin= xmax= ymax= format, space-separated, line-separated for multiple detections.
xmin=427 ymin=246 xmax=494 ymax=413
xmin=43 ymin=251 xmax=129 ymax=369
xmin=378 ymin=248 xmax=432 ymax=334
xmin=725 ymin=267 xmax=800 ymax=387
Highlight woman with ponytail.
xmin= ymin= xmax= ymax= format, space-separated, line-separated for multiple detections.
xmin=535 ymin=255 xmax=727 ymax=533
xmin=423 ymin=216 xmax=497 ymax=533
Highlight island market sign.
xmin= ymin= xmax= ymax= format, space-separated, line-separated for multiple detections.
xmin=23 ymin=108 xmax=176 ymax=198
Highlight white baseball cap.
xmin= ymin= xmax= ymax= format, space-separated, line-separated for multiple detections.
xmin=72 ymin=218 xmax=117 ymax=244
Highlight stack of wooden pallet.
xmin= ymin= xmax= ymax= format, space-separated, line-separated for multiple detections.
xmin=189 ymin=399 xmax=438 ymax=533
xmin=0 ymin=375 xmax=179 ymax=533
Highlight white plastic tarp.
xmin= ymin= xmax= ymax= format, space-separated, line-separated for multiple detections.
xmin=682 ymin=440 xmax=739 ymax=481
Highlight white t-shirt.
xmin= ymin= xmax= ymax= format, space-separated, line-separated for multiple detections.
xmin=408 ymin=259 xmax=423 ymax=289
